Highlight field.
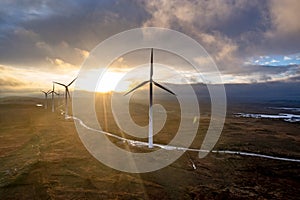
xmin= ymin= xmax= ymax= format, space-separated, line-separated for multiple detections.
xmin=0 ymin=95 xmax=299 ymax=199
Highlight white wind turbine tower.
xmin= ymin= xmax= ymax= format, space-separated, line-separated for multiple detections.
xmin=49 ymin=82 xmax=59 ymax=112
xmin=124 ymin=48 xmax=175 ymax=148
xmin=53 ymin=77 xmax=77 ymax=118
xmin=41 ymin=90 xmax=51 ymax=109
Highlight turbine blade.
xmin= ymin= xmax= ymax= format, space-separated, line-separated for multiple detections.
xmin=150 ymin=48 xmax=153 ymax=79
xmin=53 ymin=81 xmax=67 ymax=87
xmin=47 ymin=90 xmax=51 ymax=94
xmin=153 ymin=81 xmax=176 ymax=95
xmin=124 ymin=81 xmax=149 ymax=96
xmin=67 ymin=88 xmax=71 ymax=99
xmin=52 ymin=82 xmax=54 ymax=91
xmin=68 ymin=77 xmax=77 ymax=86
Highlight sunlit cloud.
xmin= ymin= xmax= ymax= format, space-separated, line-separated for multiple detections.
xmin=46 ymin=57 xmax=79 ymax=72
xmin=0 ymin=64 xmax=78 ymax=96
xmin=75 ymin=48 xmax=90 ymax=59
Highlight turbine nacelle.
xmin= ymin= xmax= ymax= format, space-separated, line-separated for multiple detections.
xmin=124 ymin=80 xmax=175 ymax=96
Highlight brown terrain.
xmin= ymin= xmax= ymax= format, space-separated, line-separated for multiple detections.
xmin=0 ymin=95 xmax=299 ymax=199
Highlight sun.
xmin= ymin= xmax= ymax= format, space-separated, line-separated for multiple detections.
xmin=96 ymin=71 xmax=127 ymax=93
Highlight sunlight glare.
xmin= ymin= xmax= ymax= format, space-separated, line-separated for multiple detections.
xmin=96 ymin=71 xmax=127 ymax=93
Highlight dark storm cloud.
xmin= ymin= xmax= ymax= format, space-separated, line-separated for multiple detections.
xmin=24 ymin=0 xmax=149 ymax=48
xmin=0 ymin=0 xmax=149 ymax=67
xmin=142 ymin=0 xmax=300 ymax=67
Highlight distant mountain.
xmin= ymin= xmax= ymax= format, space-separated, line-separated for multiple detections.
xmin=0 ymin=96 xmax=42 ymax=105
xmin=112 ymin=81 xmax=300 ymax=106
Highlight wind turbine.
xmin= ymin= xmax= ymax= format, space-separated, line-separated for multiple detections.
xmin=53 ymin=77 xmax=77 ymax=118
xmin=124 ymin=48 xmax=175 ymax=148
xmin=41 ymin=90 xmax=51 ymax=109
xmin=49 ymin=82 xmax=59 ymax=112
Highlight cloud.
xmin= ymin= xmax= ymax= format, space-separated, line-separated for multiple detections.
xmin=268 ymin=0 xmax=300 ymax=37
xmin=45 ymin=57 xmax=79 ymax=72
xmin=0 ymin=77 xmax=24 ymax=87
xmin=140 ymin=0 xmax=300 ymax=79
xmin=0 ymin=64 xmax=78 ymax=92
xmin=264 ymin=0 xmax=300 ymax=53
xmin=284 ymin=56 xmax=292 ymax=60
xmin=193 ymin=56 xmax=213 ymax=67
xmin=236 ymin=64 xmax=300 ymax=83
xmin=75 ymin=48 xmax=89 ymax=59
xmin=0 ymin=0 xmax=148 ymax=68
xmin=142 ymin=0 xmax=257 ymax=71
xmin=143 ymin=0 xmax=300 ymax=58
xmin=286 ymin=74 xmax=300 ymax=82
xmin=143 ymin=0 xmax=262 ymax=33
xmin=270 ymin=59 xmax=279 ymax=63
xmin=0 ymin=0 xmax=299 ymax=95
xmin=1 ymin=0 xmax=298 ymax=70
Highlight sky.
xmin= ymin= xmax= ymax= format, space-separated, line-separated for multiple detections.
xmin=0 ymin=0 xmax=299 ymax=96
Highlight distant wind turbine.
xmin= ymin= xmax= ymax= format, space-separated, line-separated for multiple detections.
xmin=49 ymin=82 xmax=59 ymax=112
xmin=53 ymin=77 xmax=77 ymax=118
xmin=124 ymin=48 xmax=175 ymax=148
xmin=41 ymin=90 xmax=51 ymax=109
